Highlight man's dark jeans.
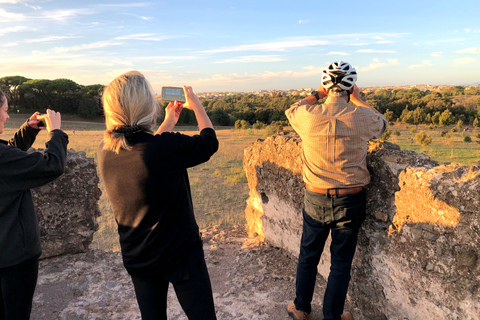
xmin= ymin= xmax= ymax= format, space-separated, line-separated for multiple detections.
xmin=294 ymin=188 xmax=366 ymax=320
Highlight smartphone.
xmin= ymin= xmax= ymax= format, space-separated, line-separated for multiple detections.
xmin=161 ymin=86 xmax=186 ymax=103
xmin=36 ymin=114 xmax=47 ymax=127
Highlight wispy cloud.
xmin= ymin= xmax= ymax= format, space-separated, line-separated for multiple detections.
xmin=358 ymin=58 xmax=399 ymax=72
xmin=376 ymin=41 xmax=393 ymax=44
xmin=215 ymin=55 xmax=285 ymax=64
xmin=194 ymin=65 xmax=323 ymax=84
xmin=427 ymin=38 xmax=466 ymax=44
xmin=327 ymin=52 xmax=350 ymax=56
xmin=39 ymin=8 xmax=95 ymax=22
xmin=0 ymin=25 xmax=30 ymax=35
xmin=198 ymin=39 xmax=331 ymax=54
xmin=0 ymin=8 xmax=25 ymax=21
xmin=453 ymin=57 xmax=477 ymax=65
xmin=408 ymin=60 xmax=433 ymax=69
xmin=97 ymin=3 xmax=150 ymax=8
xmin=356 ymin=49 xmax=397 ymax=53
xmin=298 ymin=20 xmax=309 ymax=24
xmin=456 ymin=47 xmax=480 ymax=54
xmin=115 ymin=34 xmax=178 ymax=41
xmin=25 ymin=35 xmax=82 ymax=43
xmin=0 ymin=0 xmax=30 ymax=3
xmin=52 ymin=40 xmax=123 ymax=53
xmin=3 ymin=42 xmax=18 ymax=47
xmin=430 ymin=51 xmax=442 ymax=57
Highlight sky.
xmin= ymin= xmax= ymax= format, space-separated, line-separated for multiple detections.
xmin=0 ymin=0 xmax=479 ymax=93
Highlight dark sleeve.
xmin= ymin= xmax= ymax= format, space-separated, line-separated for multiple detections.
xmin=0 ymin=130 xmax=69 ymax=192
xmin=162 ymin=128 xmax=219 ymax=168
xmin=5 ymin=121 xmax=41 ymax=151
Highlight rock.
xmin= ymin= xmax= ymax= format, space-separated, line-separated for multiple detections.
xmin=243 ymin=133 xmax=480 ymax=320
xmin=31 ymin=149 xmax=101 ymax=259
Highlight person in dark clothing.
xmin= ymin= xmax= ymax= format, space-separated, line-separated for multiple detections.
xmin=0 ymin=89 xmax=69 ymax=320
xmin=97 ymin=71 xmax=218 ymax=320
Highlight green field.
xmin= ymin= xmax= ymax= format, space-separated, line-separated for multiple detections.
xmin=3 ymin=115 xmax=479 ymax=251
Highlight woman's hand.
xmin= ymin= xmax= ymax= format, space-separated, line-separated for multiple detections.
xmin=155 ymin=101 xmax=183 ymax=134
xmin=181 ymin=86 xmax=203 ymax=111
xmin=27 ymin=112 xmax=41 ymax=129
xmin=165 ymin=100 xmax=183 ymax=125
xmin=45 ymin=109 xmax=62 ymax=132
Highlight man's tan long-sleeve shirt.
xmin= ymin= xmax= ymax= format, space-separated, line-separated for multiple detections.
xmin=286 ymin=97 xmax=388 ymax=189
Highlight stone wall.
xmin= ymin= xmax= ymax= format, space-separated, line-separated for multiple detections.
xmin=244 ymin=133 xmax=480 ymax=320
xmin=32 ymin=149 xmax=101 ymax=259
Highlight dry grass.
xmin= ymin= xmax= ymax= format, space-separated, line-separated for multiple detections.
xmin=4 ymin=115 xmax=479 ymax=251
xmin=4 ymin=116 xmax=264 ymax=251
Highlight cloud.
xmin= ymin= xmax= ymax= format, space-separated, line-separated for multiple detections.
xmin=0 ymin=8 xmax=25 ymax=21
xmin=456 ymin=47 xmax=480 ymax=54
xmin=453 ymin=57 xmax=476 ymax=65
xmin=39 ymin=8 xmax=95 ymax=22
xmin=193 ymin=65 xmax=324 ymax=84
xmin=197 ymin=33 xmax=409 ymax=55
xmin=408 ymin=60 xmax=433 ymax=69
xmin=430 ymin=51 xmax=442 ymax=57
xmin=0 ymin=25 xmax=30 ymax=35
xmin=52 ymin=40 xmax=123 ymax=53
xmin=376 ymin=41 xmax=393 ymax=44
xmin=114 ymin=34 xmax=177 ymax=41
xmin=358 ymin=58 xmax=399 ymax=72
xmin=327 ymin=52 xmax=350 ymax=56
xmin=25 ymin=35 xmax=82 ymax=43
xmin=3 ymin=42 xmax=18 ymax=47
xmin=215 ymin=55 xmax=285 ymax=64
xmin=97 ymin=3 xmax=149 ymax=8
xmin=298 ymin=20 xmax=309 ymax=24
xmin=198 ymin=39 xmax=331 ymax=54
xmin=356 ymin=49 xmax=397 ymax=53
xmin=427 ymin=38 xmax=466 ymax=44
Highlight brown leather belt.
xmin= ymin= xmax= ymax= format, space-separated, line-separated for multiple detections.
xmin=305 ymin=183 xmax=364 ymax=195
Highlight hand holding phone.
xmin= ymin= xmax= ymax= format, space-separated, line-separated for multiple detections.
xmin=161 ymin=87 xmax=186 ymax=103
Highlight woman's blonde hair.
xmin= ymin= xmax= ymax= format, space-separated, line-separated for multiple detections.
xmin=102 ymin=71 xmax=157 ymax=153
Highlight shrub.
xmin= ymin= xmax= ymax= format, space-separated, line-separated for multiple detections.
xmin=441 ymin=130 xmax=448 ymax=137
xmin=252 ymin=121 xmax=266 ymax=130
xmin=410 ymin=128 xmax=417 ymax=134
xmin=451 ymin=128 xmax=457 ymax=133
xmin=464 ymin=136 xmax=472 ymax=143
xmin=392 ymin=130 xmax=401 ymax=136
xmin=380 ymin=129 xmax=391 ymax=141
xmin=415 ymin=131 xmax=432 ymax=147
xmin=264 ymin=125 xmax=277 ymax=137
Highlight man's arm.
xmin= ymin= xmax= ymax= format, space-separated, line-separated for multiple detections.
xmin=350 ymin=85 xmax=380 ymax=114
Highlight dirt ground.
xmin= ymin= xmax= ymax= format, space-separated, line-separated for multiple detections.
xmin=32 ymin=225 xmax=363 ymax=320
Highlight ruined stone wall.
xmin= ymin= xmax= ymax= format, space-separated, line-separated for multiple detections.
xmin=31 ymin=149 xmax=101 ymax=259
xmin=244 ymin=133 xmax=480 ymax=320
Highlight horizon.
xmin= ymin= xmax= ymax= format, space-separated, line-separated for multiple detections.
xmin=0 ymin=0 xmax=479 ymax=93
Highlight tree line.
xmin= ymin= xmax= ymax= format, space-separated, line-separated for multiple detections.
xmin=1 ymin=75 xmax=479 ymax=126
xmin=0 ymin=76 xmax=104 ymax=119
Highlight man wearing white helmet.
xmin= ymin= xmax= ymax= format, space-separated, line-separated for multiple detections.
xmin=285 ymin=61 xmax=388 ymax=320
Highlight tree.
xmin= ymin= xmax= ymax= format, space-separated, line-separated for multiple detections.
xmin=432 ymin=111 xmax=441 ymax=124
xmin=439 ymin=109 xmax=454 ymax=126
xmin=412 ymin=107 xmax=425 ymax=126
xmin=209 ymin=109 xmax=231 ymax=126
xmin=473 ymin=117 xmax=479 ymax=128
xmin=456 ymin=119 xmax=463 ymax=130
xmin=384 ymin=109 xmax=394 ymax=122
xmin=415 ymin=131 xmax=432 ymax=147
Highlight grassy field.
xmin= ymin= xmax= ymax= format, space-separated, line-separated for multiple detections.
xmin=3 ymin=115 xmax=479 ymax=251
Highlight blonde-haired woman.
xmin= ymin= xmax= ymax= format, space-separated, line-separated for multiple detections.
xmin=97 ymin=71 xmax=218 ymax=320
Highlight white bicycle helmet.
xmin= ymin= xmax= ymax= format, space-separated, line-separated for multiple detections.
xmin=321 ymin=61 xmax=357 ymax=91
